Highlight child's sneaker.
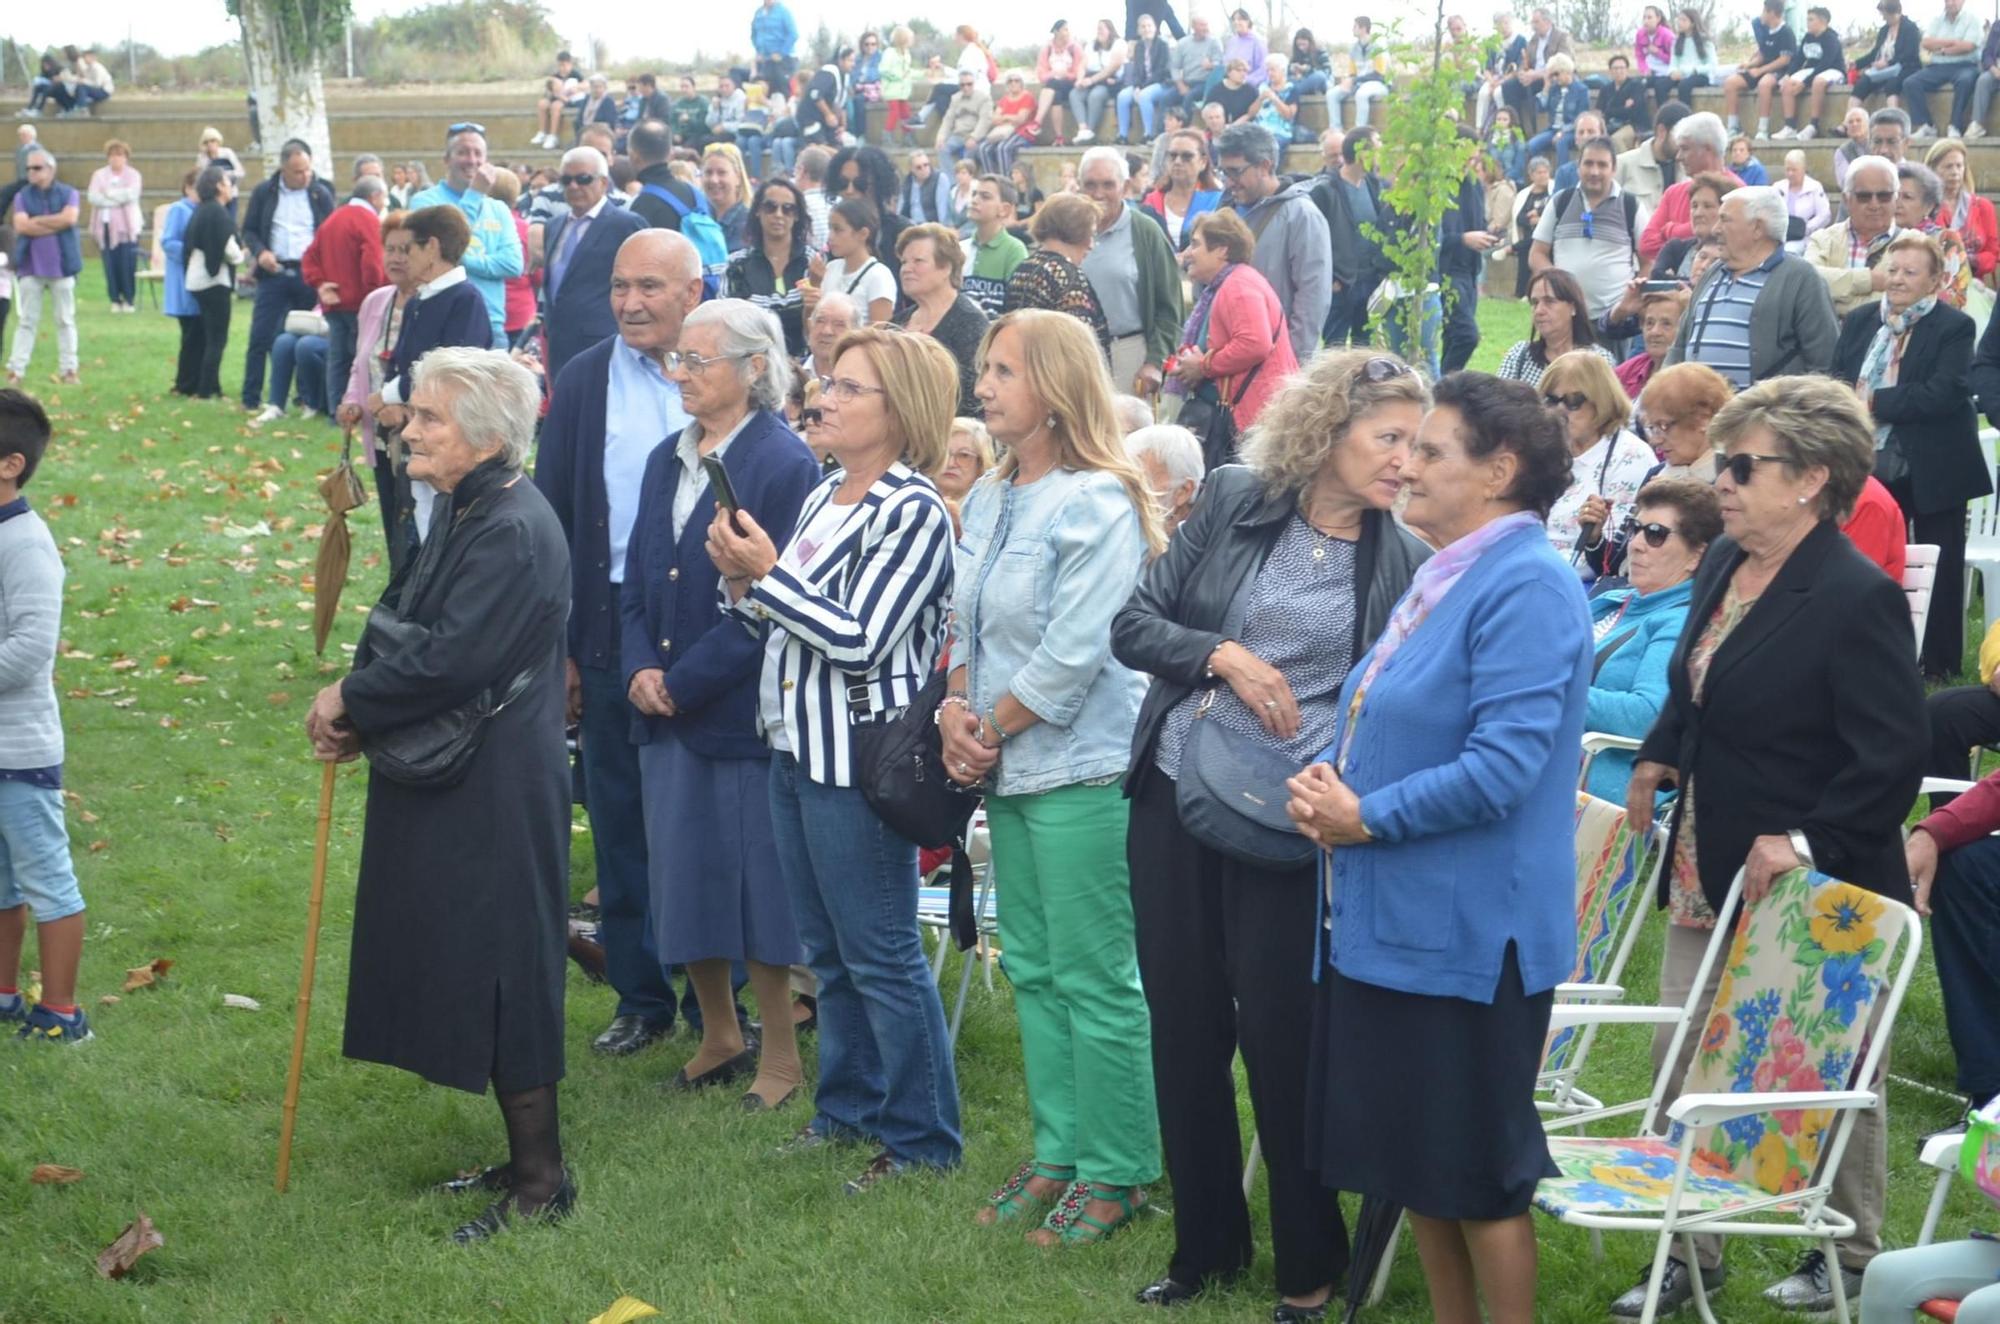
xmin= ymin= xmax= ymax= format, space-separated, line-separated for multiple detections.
xmin=0 ymin=991 xmax=25 ymax=1025
xmin=16 ymin=1004 xmax=92 ymax=1044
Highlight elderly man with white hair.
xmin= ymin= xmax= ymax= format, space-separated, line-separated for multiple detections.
xmin=305 ymin=346 xmax=578 ymax=1245
xmin=533 ymin=229 xmax=711 ymax=1059
xmin=1805 ymin=154 xmax=1903 ymax=317
xmin=1638 ymin=110 xmax=1735 ymax=267
xmin=1126 ymin=423 xmax=1205 ymax=535
xmin=542 ymin=145 xmax=648 ymax=380
xmin=1666 ymin=184 xmax=1837 ymax=387
xmin=5 ymin=146 xmax=82 ymax=386
xmin=1077 ymin=145 xmax=1186 ymax=399
xmin=804 ymin=290 xmax=859 ymax=375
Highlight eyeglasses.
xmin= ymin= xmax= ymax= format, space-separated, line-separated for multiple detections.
xmin=1849 ymin=189 xmax=1895 ymax=204
xmin=1643 ymin=417 xmax=1680 ymax=439
xmin=446 ymin=121 xmax=487 ymax=139
xmin=759 ymin=200 xmax=798 ymax=215
xmin=1361 ymin=356 xmax=1413 ymax=383
xmin=1218 ymin=164 xmax=1253 ymax=181
xmin=664 ymin=350 xmax=752 ymax=375
xmin=1166 ymin=150 xmax=1201 ymax=162
xmin=1714 ymin=450 xmax=1794 ymax=484
xmin=1542 ymin=391 xmax=1590 ymax=412
xmin=816 ymin=375 xmax=887 ymax=402
xmin=559 ymin=172 xmax=597 ymax=187
xmin=1633 ymin=521 xmax=1678 ymax=548
xmin=383 ymin=242 xmax=413 ymax=256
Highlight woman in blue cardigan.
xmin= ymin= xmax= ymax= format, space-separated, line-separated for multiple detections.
xmin=1582 ymin=477 xmax=1718 ymax=804
xmin=620 ymin=300 xmax=820 ymax=1110
xmin=1286 ymin=372 xmax=1592 ymax=1324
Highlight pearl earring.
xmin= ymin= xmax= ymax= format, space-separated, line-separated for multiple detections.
xmin=1797 ymin=495 xmax=1809 ymax=505
xmin=1045 ymin=414 xmax=1058 ymax=433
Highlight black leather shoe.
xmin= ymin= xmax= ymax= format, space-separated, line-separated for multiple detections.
xmin=449 ymin=1169 xmax=577 ymax=1244
xmin=432 ymin=1163 xmax=511 ymax=1196
xmin=664 ymin=1048 xmax=758 ymax=1092
xmin=591 ymin=1014 xmax=672 ymax=1056
xmin=1271 ymin=1303 xmax=1327 ymax=1324
xmin=740 ymin=1084 xmax=802 ymax=1113
xmin=1136 ymin=1276 xmax=1205 ymax=1307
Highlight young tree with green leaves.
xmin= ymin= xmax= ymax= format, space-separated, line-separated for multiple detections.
xmin=228 ymin=0 xmax=352 ymax=171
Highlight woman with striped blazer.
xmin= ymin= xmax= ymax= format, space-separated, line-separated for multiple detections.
xmin=707 ymin=326 xmax=964 ymax=1194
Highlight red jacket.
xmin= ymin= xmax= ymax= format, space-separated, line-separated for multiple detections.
xmin=300 ymin=199 xmax=387 ymax=312
xmin=1839 ymin=475 xmax=1906 ymax=584
xmin=1937 ymin=194 xmax=2000 ymax=280
xmin=1195 ymin=264 xmax=1298 ymax=429
xmin=1638 ymin=169 xmax=1743 ymax=267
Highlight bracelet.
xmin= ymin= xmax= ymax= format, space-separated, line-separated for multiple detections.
xmin=985 ymin=710 xmax=1013 ymax=744
xmin=1204 ymin=641 xmax=1230 ymax=681
xmin=933 ymin=694 xmax=972 ymax=728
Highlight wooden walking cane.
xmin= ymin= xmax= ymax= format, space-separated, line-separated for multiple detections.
xmin=276 ymin=760 xmax=339 ymax=1193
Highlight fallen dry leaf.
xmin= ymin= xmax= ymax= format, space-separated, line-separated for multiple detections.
xmin=95 ymin=1212 xmax=163 ymax=1280
xmin=98 ymin=994 xmax=119 ymax=1007
xmin=121 ymin=959 xmax=172 ymax=993
xmin=30 ymin=1164 xmax=84 ymax=1185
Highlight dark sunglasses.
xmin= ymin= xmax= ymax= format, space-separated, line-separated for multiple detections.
xmin=1849 ymin=189 xmax=1894 ymax=204
xmin=1542 ymin=391 xmax=1590 ymax=412
xmin=759 ymin=200 xmax=798 ymax=215
xmin=1361 ymin=356 xmax=1413 ymax=383
xmin=1715 ymin=451 xmax=1794 ymax=485
xmin=559 ymin=172 xmax=597 ymax=187
xmin=446 ymin=121 xmax=487 ymax=139
xmin=1633 ymin=521 xmax=1678 ymax=548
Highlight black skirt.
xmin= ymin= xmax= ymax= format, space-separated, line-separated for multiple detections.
xmin=1304 ymin=943 xmax=1556 ymax=1221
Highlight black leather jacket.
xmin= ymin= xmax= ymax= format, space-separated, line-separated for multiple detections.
xmin=1110 ymin=464 xmax=1431 ymax=792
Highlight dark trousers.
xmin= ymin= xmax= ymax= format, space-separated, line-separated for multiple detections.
xmin=192 ymin=286 xmax=233 ymax=398
xmin=1502 ymin=76 xmax=1539 ymax=134
xmin=242 ymin=266 xmax=316 ymax=408
xmin=1651 ymin=72 xmax=1709 ymax=110
xmin=1441 ymin=272 xmax=1481 ymax=374
xmin=101 ymin=242 xmax=138 ymax=305
xmin=324 ymin=309 xmax=359 ymax=421
xmin=1324 ymin=276 xmax=1377 ymax=347
xmin=1888 ymin=479 xmax=1968 ymax=679
xmin=1932 ymin=836 xmax=2000 ymax=1102
xmin=1925 ymin=684 xmax=2000 ymax=808
xmin=1127 ymin=768 xmax=1349 ymax=1297
xmin=577 ymin=649 xmax=685 ymax=1026
xmin=0 ymin=298 xmax=9 ymax=363
xmin=173 ymin=313 xmax=202 ymax=394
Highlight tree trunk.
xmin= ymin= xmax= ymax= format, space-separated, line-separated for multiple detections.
xmin=236 ymin=0 xmax=332 ymax=175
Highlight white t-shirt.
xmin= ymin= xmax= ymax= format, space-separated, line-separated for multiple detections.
xmin=758 ymin=495 xmax=868 ymax=752
xmin=1546 ymin=428 xmax=1657 ymax=566
xmin=822 ymin=256 xmax=896 ymax=323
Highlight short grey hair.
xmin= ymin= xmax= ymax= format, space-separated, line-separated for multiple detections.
xmin=1674 ymin=111 xmax=1727 ymax=159
xmin=811 ymin=290 xmax=860 ymax=328
xmin=1870 ymin=105 xmax=1911 ymax=135
xmin=352 ymin=174 xmax=387 ymax=201
xmin=1898 ymin=159 xmax=1943 ymax=212
xmin=1728 ymin=186 xmax=1789 ymax=243
xmin=1709 ymin=374 xmax=1874 ymax=521
xmin=1127 ymin=425 xmax=1205 ymax=493
xmin=684 ymin=299 xmax=796 ymax=413
xmin=1079 ymin=145 xmax=1129 ymax=182
xmin=352 ymin=152 xmax=382 ymax=179
xmin=1112 ymin=393 xmax=1154 ymax=434
xmin=1214 ymin=122 xmax=1280 ymax=168
xmin=413 ymin=347 xmax=541 ymax=469
xmin=1845 ymin=154 xmax=1897 ymax=194
xmin=562 ymin=145 xmax=609 ymax=176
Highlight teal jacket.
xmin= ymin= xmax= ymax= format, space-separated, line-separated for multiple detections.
xmin=1583 ymin=579 xmax=1692 ymax=804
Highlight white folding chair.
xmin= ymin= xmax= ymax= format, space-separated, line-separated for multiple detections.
xmin=1905 ymin=543 xmax=1941 ymax=659
xmin=916 ymin=813 xmax=996 ymax=1047
xmin=1963 ymin=430 xmax=2000 ymax=635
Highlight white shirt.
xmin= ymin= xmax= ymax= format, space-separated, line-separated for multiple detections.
xmin=270 ymin=181 xmax=316 ymax=261
xmin=670 ymin=414 xmax=751 ymax=541
xmin=605 ymin=336 xmax=691 ymax=582
xmin=821 ymin=256 xmax=895 ymax=322
xmin=758 ymin=495 xmax=865 ymax=751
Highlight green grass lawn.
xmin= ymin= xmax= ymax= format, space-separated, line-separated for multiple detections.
xmin=0 ymin=293 xmax=1988 ymax=1324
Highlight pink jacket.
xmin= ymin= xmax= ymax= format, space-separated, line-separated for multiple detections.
xmin=1203 ymin=264 xmax=1297 ymax=429
xmin=1634 ymin=22 xmax=1673 ymax=75
xmin=345 ymin=283 xmax=404 ymax=462
xmin=86 ymin=164 xmax=144 ymax=247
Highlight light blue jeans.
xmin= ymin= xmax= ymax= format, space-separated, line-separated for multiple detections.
xmin=0 ymin=780 xmax=84 ymax=922
xmin=1859 ymin=1241 xmax=2000 ymax=1323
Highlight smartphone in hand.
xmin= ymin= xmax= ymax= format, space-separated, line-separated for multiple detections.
xmin=702 ymin=453 xmax=745 ymax=534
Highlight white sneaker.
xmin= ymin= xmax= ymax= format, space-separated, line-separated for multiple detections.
xmin=1074 ymin=127 xmax=1095 ymax=143
xmin=1968 ymin=122 xmax=1988 ymax=139
xmin=1726 ymin=117 xmax=1741 ymax=134
xmin=298 ymin=406 xmax=319 ymax=420
xmin=1912 ymin=125 xmax=1936 ymax=140
xmin=250 ymin=405 xmax=283 ymax=427
xmin=1772 ymin=125 xmax=1797 ymax=140
xmin=1754 ymin=121 xmax=1770 ymax=138
xmin=1798 ymin=123 xmax=1818 ymax=140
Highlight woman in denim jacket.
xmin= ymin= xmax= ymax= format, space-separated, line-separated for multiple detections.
xmin=942 ymin=309 xmax=1165 ymax=1245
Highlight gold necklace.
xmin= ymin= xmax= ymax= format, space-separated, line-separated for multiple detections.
xmin=1300 ymin=509 xmax=1361 ymax=562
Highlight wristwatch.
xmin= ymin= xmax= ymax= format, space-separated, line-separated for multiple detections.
xmin=1787 ymin=829 xmax=1815 ymax=870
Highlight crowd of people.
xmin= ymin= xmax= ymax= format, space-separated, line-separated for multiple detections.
xmin=3 ymin=5 xmax=2000 ymax=1321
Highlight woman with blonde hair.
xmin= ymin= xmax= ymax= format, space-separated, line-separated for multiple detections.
xmin=701 ymin=143 xmax=754 ymax=251
xmin=1927 ymin=137 xmax=1997 ymax=283
xmin=1537 ymin=348 xmax=1654 ymax=573
xmin=706 ymin=325 xmax=964 ymax=1193
xmin=945 ymin=308 xmax=1161 ymax=1246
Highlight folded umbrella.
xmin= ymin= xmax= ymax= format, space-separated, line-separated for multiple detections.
xmin=1343 ymin=1193 xmax=1403 ymax=1322
xmin=311 ymin=425 xmax=369 ymax=656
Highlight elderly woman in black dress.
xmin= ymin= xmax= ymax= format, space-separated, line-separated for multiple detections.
xmin=305 ymin=346 xmax=575 ymax=1245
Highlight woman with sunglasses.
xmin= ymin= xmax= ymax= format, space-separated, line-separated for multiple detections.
xmin=1111 ymin=349 xmax=1431 ymax=1317
xmin=1537 ymin=350 xmax=1654 ymax=575
xmin=1581 ymin=477 xmax=1718 ymax=803
xmin=1620 ymin=376 xmax=1924 ymax=1318
xmin=727 ymin=177 xmax=811 ymax=359
xmin=1138 ymin=129 xmax=1222 ymax=252
xmin=1833 ymin=229 xmax=1990 ymax=681
xmin=1497 ymin=268 xmax=1615 ymax=387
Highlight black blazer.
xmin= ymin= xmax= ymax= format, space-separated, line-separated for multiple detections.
xmin=1636 ymin=519 xmax=1924 ymax=913
xmin=543 ymin=203 xmax=649 ymax=381
xmin=1110 ymin=465 xmax=1431 ymax=792
xmin=1833 ymin=299 xmax=1991 ymax=516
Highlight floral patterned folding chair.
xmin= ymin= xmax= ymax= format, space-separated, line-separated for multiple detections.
xmin=1533 ymin=867 xmax=1923 ymax=1324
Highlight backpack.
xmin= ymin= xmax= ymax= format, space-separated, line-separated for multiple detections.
xmin=1552 ymin=186 xmax=1641 ymax=258
xmin=642 ymin=182 xmax=727 ymax=299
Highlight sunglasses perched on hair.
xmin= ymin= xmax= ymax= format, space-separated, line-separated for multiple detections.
xmin=1361 ymin=356 xmax=1413 ymax=383
xmin=1632 ymin=521 xmax=1679 ymax=548
xmin=446 ymin=121 xmax=487 ymax=139
xmin=559 ymin=172 xmax=597 ymax=187
xmin=1542 ymin=391 xmax=1590 ymax=412
xmin=1714 ymin=451 xmax=1793 ymax=484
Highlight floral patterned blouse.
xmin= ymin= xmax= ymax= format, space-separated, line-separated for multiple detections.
xmin=1668 ymin=584 xmax=1759 ymax=928
xmin=1001 ymin=250 xmax=1111 ymax=358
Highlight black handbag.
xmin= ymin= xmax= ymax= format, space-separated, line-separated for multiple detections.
xmin=1173 ymin=691 xmax=1319 ymax=871
xmin=852 ymin=666 xmax=982 ymax=950
xmin=356 ymin=604 xmax=538 ymax=789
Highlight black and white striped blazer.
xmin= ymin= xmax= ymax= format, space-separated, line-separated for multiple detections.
xmin=736 ymin=462 xmax=955 ymax=787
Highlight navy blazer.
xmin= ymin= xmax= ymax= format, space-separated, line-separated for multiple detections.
xmin=543 ymin=203 xmax=649 ymax=382
xmin=535 ymin=336 xmax=627 ymax=669
xmin=618 ymin=409 xmax=820 ymax=758
xmin=385 ymin=277 xmax=493 ymax=402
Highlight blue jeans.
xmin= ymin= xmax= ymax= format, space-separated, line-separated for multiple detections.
xmin=1290 ymin=71 xmax=1328 ymax=97
xmin=0 ymin=780 xmax=84 ymax=923
xmin=768 ymin=752 xmax=962 ymax=1167
xmin=578 ymin=655 xmax=685 ymax=1026
xmin=1440 ymin=272 xmax=1481 ymax=374
xmin=268 ymin=332 xmax=330 ymax=413
xmin=1120 ymin=83 xmax=1177 ymax=139
xmin=242 ymin=266 xmax=316 ymax=409
xmin=1324 ymin=276 xmax=1378 ymax=347
xmin=101 ymin=242 xmax=138 ymax=305
xmin=323 ymin=310 xmax=358 ymax=421
xmin=1527 ymin=128 xmax=1574 ymax=168
xmin=1902 ymin=61 xmax=1979 ymax=130
xmin=1932 ymin=836 xmax=2000 ymax=1102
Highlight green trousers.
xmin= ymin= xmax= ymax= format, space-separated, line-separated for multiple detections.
xmin=987 ymin=780 xmax=1161 ymax=1187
